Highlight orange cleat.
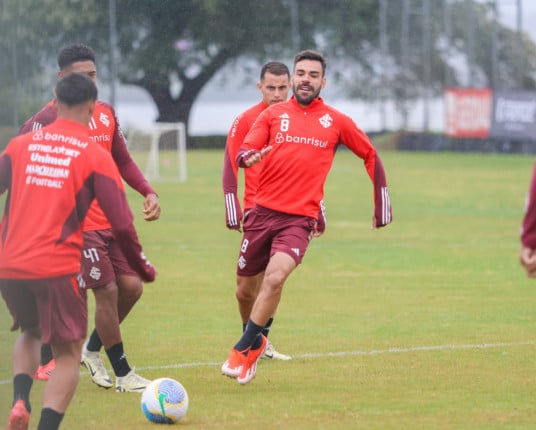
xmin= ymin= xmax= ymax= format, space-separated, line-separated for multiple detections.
xmin=34 ymin=359 xmax=55 ymax=381
xmin=221 ymin=349 xmax=247 ymax=379
xmin=237 ymin=335 xmax=267 ymax=385
xmin=7 ymin=399 xmax=30 ymax=430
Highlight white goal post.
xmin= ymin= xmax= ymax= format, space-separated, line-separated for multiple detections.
xmin=126 ymin=122 xmax=187 ymax=182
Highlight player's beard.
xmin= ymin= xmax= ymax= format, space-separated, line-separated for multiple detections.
xmin=293 ymin=83 xmax=321 ymax=106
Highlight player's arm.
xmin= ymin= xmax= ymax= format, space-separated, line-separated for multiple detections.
xmin=0 ymin=152 xmax=12 ymax=195
xmin=313 ymin=199 xmax=327 ymax=237
xmin=109 ymin=116 xmax=161 ymax=221
xmin=520 ymin=162 xmax=536 ymax=277
xmin=236 ymin=110 xmax=272 ymax=168
xmin=222 ymin=116 xmax=246 ymax=231
xmin=340 ymin=116 xmax=392 ymax=229
xmin=92 ymin=155 xmax=156 ymax=282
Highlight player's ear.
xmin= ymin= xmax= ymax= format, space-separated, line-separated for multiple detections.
xmin=321 ymin=76 xmax=326 ymax=89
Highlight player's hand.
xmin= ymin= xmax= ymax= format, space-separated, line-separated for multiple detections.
xmin=313 ymin=200 xmax=326 ymax=237
xmin=520 ymin=246 xmax=536 ymax=277
xmin=372 ymin=214 xmax=392 ymax=229
xmin=242 ymin=146 xmax=273 ymax=167
xmin=139 ymin=252 xmax=157 ymax=282
xmin=143 ymin=193 xmax=161 ymax=221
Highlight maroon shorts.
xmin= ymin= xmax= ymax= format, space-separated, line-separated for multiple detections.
xmin=237 ymin=205 xmax=316 ymax=276
xmin=0 ymin=275 xmax=88 ymax=344
xmin=80 ymin=229 xmax=137 ymax=289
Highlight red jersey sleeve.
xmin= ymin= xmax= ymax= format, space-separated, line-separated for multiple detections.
xmin=338 ymin=114 xmax=392 ymax=227
xmin=107 ymin=104 xmax=155 ymax=197
xmin=222 ymin=113 xmax=246 ymax=229
xmin=521 ymin=162 xmax=536 ymax=249
xmin=223 ymin=102 xmax=268 ymax=229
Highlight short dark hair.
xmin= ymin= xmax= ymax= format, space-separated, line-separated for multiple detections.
xmin=55 ymin=73 xmax=98 ymax=107
xmin=260 ymin=62 xmax=290 ymax=80
xmin=293 ymin=50 xmax=326 ymax=75
xmin=57 ymin=44 xmax=96 ymax=70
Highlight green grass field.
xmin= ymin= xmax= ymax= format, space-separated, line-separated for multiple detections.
xmin=2 ymin=149 xmax=536 ymax=429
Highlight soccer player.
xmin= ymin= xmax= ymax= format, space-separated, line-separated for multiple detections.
xmin=223 ymin=61 xmax=327 ymax=361
xmin=221 ymin=49 xmax=392 ymax=385
xmin=520 ymin=162 xmax=536 ymax=276
xmin=223 ymin=62 xmax=292 ymax=361
xmin=2 ymin=72 xmax=156 ymax=430
xmin=20 ymin=44 xmax=160 ymax=392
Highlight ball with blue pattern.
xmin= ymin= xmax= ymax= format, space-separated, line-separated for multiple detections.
xmin=141 ymin=377 xmax=189 ymax=424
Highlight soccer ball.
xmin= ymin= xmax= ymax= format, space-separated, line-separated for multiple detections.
xmin=141 ymin=378 xmax=189 ymax=424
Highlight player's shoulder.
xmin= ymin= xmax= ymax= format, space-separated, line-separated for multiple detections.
xmin=91 ymin=100 xmax=119 ymax=129
xmin=95 ymin=99 xmax=113 ymax=112
xmin=93 ymin=100 xmax=118 ymax=120
xmin=237 ymin=102 xmax=266 ymax=121
xmin=316 ymin=99 xmax=355 ymax=124
xmin=263 ymin=99 xmax=292 ymax=116
xmin=19 ymin=101 xmax=56 ymax=134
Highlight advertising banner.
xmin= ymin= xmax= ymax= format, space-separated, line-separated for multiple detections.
xmin=444 ymin=88 xmax=492 ymax=138
xmin=490 ymin=91 xmax=536 ymax=140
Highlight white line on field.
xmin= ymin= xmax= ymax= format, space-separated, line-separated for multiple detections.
xmin=0 ymin=340 xmax=534 ymax=386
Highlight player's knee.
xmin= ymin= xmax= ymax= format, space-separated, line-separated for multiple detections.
xmin=262 ymin=271 xmax=287 ymax=293
xmin=93 ymin=281 xmax=118 ymax=301
xmin=121 ymin=281 xmax=143 ymax=303
xmin=235 ymin=286 xmax=255 ymax=303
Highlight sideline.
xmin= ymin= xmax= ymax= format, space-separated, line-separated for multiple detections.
xmin=1 ymin=340 xmax=534 ymax=385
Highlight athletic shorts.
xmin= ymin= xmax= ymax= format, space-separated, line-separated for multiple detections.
xmin=0 ymin=275 xmax=88 ymax=344
xmin=80 ymin=229 xmax=137 ymax=289
xmin=237 ymin=205 xmax=316 ymax=276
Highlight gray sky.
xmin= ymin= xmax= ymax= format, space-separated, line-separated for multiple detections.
xmin=494 ymin=0 xmax=535 ymax=42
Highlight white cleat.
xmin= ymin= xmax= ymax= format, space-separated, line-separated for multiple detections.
xmin=81 ymin=345 xmax=113 ymax=389
xmin=261 ymin=342 xmax=292 ymax=361
xmin=115 ymin=368 xmax=151 ymax=393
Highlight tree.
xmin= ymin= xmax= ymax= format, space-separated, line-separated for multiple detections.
xmin=3 ymin=0 xmax=536 ymax=135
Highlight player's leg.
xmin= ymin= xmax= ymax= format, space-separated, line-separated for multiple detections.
xmin=250 ymin=252 xmax=296 ymax=331
xmin=116 ymin=273 xmax=143 ymax=322
xmin=79 ymin=230 xmax=116 ymax=388
xmin=223 ymin=210 xmax=312 ymax=384
xmin=236 ymin=251 xmax=296 ymax=384
xmin=1 ymin=280 xmax=40 ymax=429
xmin=107 ymin=237 xmax=150 ymax=392
xmin=103 ymin=273 xmax=149 ymax=392
xmin=236 ymin=273 xmax=263 ymax=325
xmin=235 ymin=273 xmax=291 ymax=360
xmin=40 ymin=338 xmax=84 ymax=429
xmin=222 ymin=211 xmax=271 ymax=380
xmin=36 ymin=275 xmax=88 ymax=430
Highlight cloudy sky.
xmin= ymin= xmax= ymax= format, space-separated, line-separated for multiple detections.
xmin=494 ymin=1 xmax=535 ymax=42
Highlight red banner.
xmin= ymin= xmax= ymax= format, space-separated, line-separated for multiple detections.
xmin=444 ymin=89 xmax=492 ymax=138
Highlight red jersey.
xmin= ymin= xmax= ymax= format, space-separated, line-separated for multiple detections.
xmin=521 ymin=161 xmax=536 ymax=248
xmin=238 ymin=96 xmax=392 ymax=227
xmin=223 ymin=101 xmax=268 ymax=212
xmin=0 ymin=118 xmax=155 ymax=281
xmin=19 ymin=100 xmax=156 ymax=231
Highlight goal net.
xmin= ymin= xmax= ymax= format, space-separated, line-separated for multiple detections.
xmin=126 ymin=122 xmax=187 ymax=182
